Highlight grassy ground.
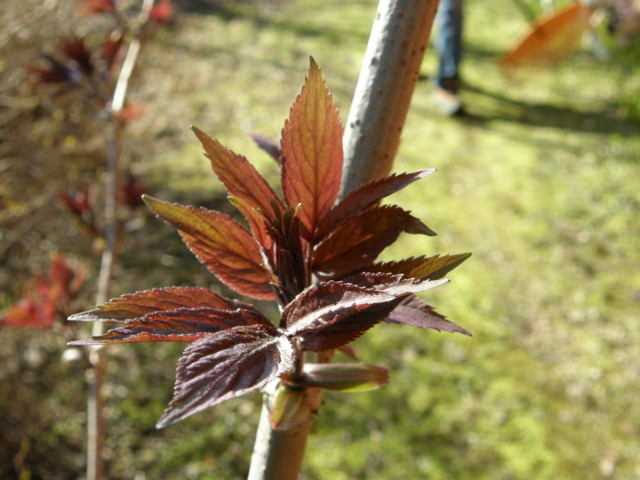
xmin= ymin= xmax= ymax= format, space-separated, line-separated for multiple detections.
xmin=2 ymin=0 xmax=639 ymax=478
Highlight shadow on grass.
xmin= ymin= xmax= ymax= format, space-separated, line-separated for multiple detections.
xmin=466 ymin=83 xmax=640 ymax=138
xmin=175 ymin=0 xmax=370 ymax=45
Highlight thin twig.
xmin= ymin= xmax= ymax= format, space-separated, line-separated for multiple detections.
xmin=85 ymin=2 xmax=155 ymax=479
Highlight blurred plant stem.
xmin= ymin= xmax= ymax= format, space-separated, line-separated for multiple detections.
xmin=246 ymin=1 xmax=440 ymax=478
xmin=85 ymin=1 xmax=154 ymax=478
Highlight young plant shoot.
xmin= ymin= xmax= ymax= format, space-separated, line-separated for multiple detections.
xmin=69 ymin=58 xmax=471 ymax=430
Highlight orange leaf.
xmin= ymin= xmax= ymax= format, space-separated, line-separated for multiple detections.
xmin=281 ymin=57 xmax=343 ymax=238
xmin=144 ymin=196 xmax=275 ymax=300
xmin=192 ymin=126 xmax=285 ymax=222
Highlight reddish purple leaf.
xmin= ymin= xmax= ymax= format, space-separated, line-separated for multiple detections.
xmin=249 ymin=133 xmax=282 ymax=164
xmin=367 ymin=253 xmax=472 ymax=280
xmin=282 ymin=281 xmax=404 ymax=351
xmin=156 ymin=326 xmax=295 ymax=428
xmin=313 ymin=205 xmax=435 ymax=276
xmin=144 ymin=196 xmax=275 ymax=300
xmin=341 ymin=271 xmax=449 ymax=297
xmin=281 ymin=58 xmax=343 ymax=238
xmin=192 ymin=126 xmax=285 ymax=220
xmin=316 ymin=170 xmax=435 ymax=241
xmin=69 ymin=286 xmax=251 ymax=322
xmin=386 ymin=296 xmax=471 ymax=336
xmin=69 ymin=306 xmax=275 ymax=345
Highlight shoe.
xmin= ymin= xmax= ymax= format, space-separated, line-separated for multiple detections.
xmin=433 ymin=87 xmax=464 ymax=116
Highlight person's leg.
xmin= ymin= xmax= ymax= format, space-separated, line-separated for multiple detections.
xmin=433 ymin=0 xmax=464 ymax=115
xmin=435 ymin=0 xmax=463 ymax=91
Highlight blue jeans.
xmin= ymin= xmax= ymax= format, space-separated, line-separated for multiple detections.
xmin=434 ymin=0 xmax=463 ymax=90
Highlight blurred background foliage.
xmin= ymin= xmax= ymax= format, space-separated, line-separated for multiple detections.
xmin=1 ymin=0 xmax=639 ymax=478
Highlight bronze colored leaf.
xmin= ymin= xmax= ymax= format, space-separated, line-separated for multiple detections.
xmin=281 ymin=58 xmax=343 ymax=237
xmin=368 ymin=253 xmax=471 ymax=280
xmin=192 ymin=126 xmax=285 ymax=219
xmin=144 ymin=196 xmax=275 ymax=300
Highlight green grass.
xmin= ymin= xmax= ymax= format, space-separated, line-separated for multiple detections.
xmin=135 ymin=1 xmax=639 ymax=478
xmin=3 ymin=0 xmax=639 ymax=478
xmin=148 ymin=1 xmax=639 ymax=478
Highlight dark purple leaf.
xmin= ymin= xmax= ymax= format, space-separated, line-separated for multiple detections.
xmin=69 ymin=306 xmax=275 ymax=345
xmin=313 ymin=205 xmax=435 ymax=276
xmin=68 ymin=287 xmax=253 ymax=322
xmin=249 ymin=133 xmax=282 ymax=164
xmin=27 ymin=56 xmax=76 ymax=84
xmin=156 ymin=326 xmax=295 ymax=428
xmin=316 ymin=170 xmax=435 ymax=241
xmin=282 ymin=281 xmax=405 ymax=351
xmin=386 ymin=296 xmax=471 ymax=336
xmin=62 ymin=38 xmax=93 ymax=75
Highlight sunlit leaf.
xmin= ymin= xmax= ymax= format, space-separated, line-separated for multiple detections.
xmin=156 ymin=326 xmax=295 ymax=428
xmin=368 ymin=253 xmax=472 ymax=280
xmin=316 ymin=170 xmax=435 ymax=240
xmin=227 ymin=196 xmax=274 ymax=253
xmin=68 ymin=287 xmax=250 ymax=322
xmin=283 ymin=281 xmax=404 ymax=351
xmin=341 ymin=271 xmax=449 ymax=297
xmin=313 ymin=205 xmax=436 ymax=275
xmin=69 ymin=306 xmax=274 ymax=345
xmin=192 ymin=126 xmax=285 ymax=220
xmin=144 ymin=195 xmax=275 ymax=300
xmin=281 ymin=58 xmax=343 ymax=237
xmin=386 ymin=296 xmax=471 ymax=336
